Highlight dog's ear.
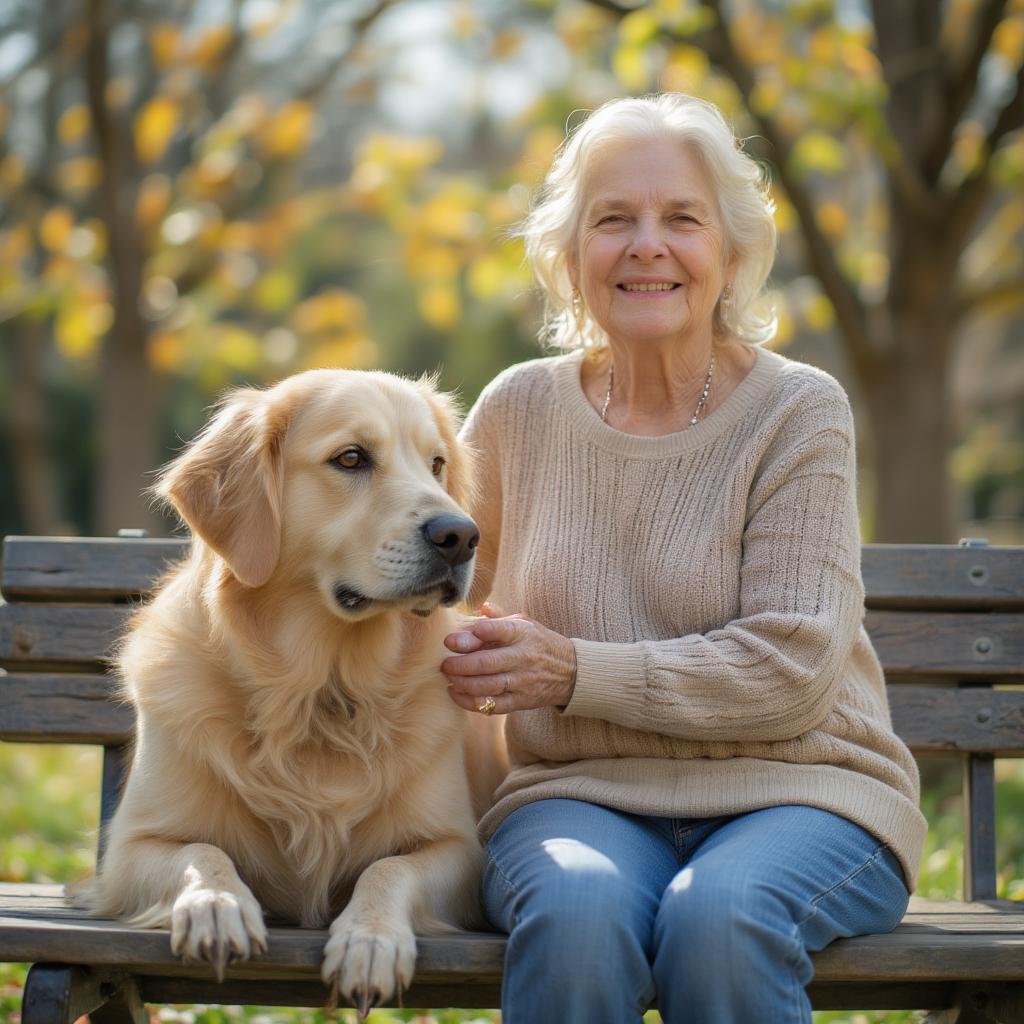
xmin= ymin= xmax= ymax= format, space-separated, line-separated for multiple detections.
xmin=420 ymin=383 xmax=475 ymax=512
xmin=155 ymin=389 xmax=286 ymax=588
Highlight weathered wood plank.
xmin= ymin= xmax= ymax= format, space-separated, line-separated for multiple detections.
xmin=1 ymin=911 xmax=1023 ymax=982
xmin=5 ymin=537 xmax=1024 ymax=608
xmin=3 ymin=603 xmax=1020 ymax=679
xmin=0 ymin=604 xmax=130 ymax=669
xmin=865 ymin=611 xmax=1024 ymax=679
xmin=888 ymin=687 xmax=1024 ymax=755
xmin=862 ymin=545 xmax=1024 ymax=610
xmin=12 ymin=678 xmax=1024 ymax=755
xmin=1 ymin=537 xmax=186 ymax=601
xmin=0 ymin=674 xmax=132 ymax=743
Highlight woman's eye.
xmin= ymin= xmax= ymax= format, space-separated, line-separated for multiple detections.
xmin=334 ymin=447 xmax=369 ymax=471
xmin=432 ymin=456 xmax=446 ymax=477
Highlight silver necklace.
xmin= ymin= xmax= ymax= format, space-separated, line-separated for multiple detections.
xmin=601 ymin=354 xmax=716 ymax=427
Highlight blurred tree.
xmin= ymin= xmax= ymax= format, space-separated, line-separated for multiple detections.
xmin=2 ymin=0 xmax=395 ymax=534
xmin=2 ymin=0 xmax=1022 ymax=542
xmin=573 ymin=0 xmax=1024 ymax=541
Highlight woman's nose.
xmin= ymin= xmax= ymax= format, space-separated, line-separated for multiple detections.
xmin=627 ymin=217 xmax=667 ymax=259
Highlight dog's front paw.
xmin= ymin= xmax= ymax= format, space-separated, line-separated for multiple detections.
xmin=170 ymin=883 xmax=268 ymax=981
xmin=321 ymin=907 xmax=416 ymax=1019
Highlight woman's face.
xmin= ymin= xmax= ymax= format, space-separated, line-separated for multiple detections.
xmin=571 ymin=136 xmax=733 ymax=351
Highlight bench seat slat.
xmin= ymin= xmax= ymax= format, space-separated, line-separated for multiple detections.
xmin=865 ymin=610 xmax=1024 ymax=679
xmin=888 ymin=686 xmax=1024 ymax=755
xmin=0 ymin=674 xmax=133 ymax=744
xmin=0 ymin=604 xmax=129 ymax=669
xmin=1 ymin=887 xmax=1022 ymax=983
xmin=2 ymin=676 xmax=1021 ymax=755
xmin=861 ymin=545 xmax=1024 ymax=609
xmin=1 ymin=537 xmax=186 ymax=601
xmin=3 ymin=602 xmax=1022 ymax=680
xmin=6 ymin=538 xmax=1024 ymax=610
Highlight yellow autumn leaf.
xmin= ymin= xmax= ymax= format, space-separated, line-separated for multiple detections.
xmin=56 ymin=303 xmax=100 ymax=360
xmin=992 ymin=16 xmax=1024 ymax=65
xmin=618 ymin=8 xmax=660 ymax=47
xmin=255 ymin=270 xmax=299 ymax=313
xmin=135 ymin=96 xmax=180 ymax=164
xmin=192 ymin=24 xmax=234 ymax=68
xmin=772 ymin=194 xmax=796 ymax=233
xmin=815 ymin=201 xmax=848 ymax=239
xmin=261 ymin=101 xmax=315 ymax=158
xmin=492 ymin=30 xmax=523 ymax=59
xmin=406 ymin=242 xmax=460 ymax=281
xmin=612 ymin=43 xmax=651 ymax=91
xmin=803 ymin=292 xmax=835 ymax=332
xmin=661 ymin=45 xmax=709 ymax=95
xmin=57 ymin=105 xmax=91 ymax=146
xmin=57 ymin=157 xmax=101 ymax=195
xmin=148 ymin=330 xmax=187 ymax=374
xmin=216 ymin=324 xmax=263 ymax=371
xmin=555 ymin=4 xmax=614 ymax=53
xmin=40 ymin=207 xmax=75 ymax=252
xmin=419 ymin=283 xmax=461 ymax=330
xmin=150 ymin=24 xmax=179 ymax=69
xmin=304 ymin=333 xmax=378 ymax=370
xmin=0 ymin=154 xmax=27 ymax=190
xmin=792 ymin=132 xmax=846 ymax=175
xmin=467 ymin=254 xmax=506 ymax=300
xmin=291 ymin=289 xmax=367 ymax=334
xmin=750 ymin=77 xmax=783 ymax=116
xmin=135 ymin=174 xmax=172 ymax=230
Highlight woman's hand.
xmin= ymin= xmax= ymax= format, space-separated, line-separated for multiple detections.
xmin=442 ymin=602 xmax=577 ymax=715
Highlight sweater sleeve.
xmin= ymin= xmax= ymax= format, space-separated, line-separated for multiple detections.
xmin=564 ymin=387 xmax=865 ymax=743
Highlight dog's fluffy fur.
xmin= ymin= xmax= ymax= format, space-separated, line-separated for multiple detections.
xmin=86 ymin=369 xmax=504 ymax=1013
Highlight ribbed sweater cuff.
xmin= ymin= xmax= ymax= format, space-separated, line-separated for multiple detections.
xmin=565 ymin=638 xmax=646 ymax=720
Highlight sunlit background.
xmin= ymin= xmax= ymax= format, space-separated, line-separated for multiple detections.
xmin=2 ymin=2 xmax=1024 ymax=1022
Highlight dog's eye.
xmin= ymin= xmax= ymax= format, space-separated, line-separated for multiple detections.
xmin=432 ymin=456 xmax=445 ymax=477
xmin=334 ymin=447 xmax=370 ymax=471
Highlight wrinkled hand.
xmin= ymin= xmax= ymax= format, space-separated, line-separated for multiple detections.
xmin=442 ymin=602 xmax=577 ymax=715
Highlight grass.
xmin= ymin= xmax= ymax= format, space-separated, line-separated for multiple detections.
xmin=1 ymin=743 xmax=1022 ymax=1023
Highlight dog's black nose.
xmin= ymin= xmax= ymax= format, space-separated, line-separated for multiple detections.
xmin=422 ymin=514 xmax=479 ymax=567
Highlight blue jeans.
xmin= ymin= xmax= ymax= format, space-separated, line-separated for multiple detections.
xmin=482 ymin=799 xmax=910 ymax=1024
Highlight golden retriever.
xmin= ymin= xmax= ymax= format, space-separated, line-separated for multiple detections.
xmin=87 ymin=369 xmax=504 ymax=1016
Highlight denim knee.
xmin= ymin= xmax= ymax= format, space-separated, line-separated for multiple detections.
xmin=654 ymin=869 xmax=807 ymax=984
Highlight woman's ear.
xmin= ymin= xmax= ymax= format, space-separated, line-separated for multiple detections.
xmin=154 ymin=390 xmax=286 ymax=588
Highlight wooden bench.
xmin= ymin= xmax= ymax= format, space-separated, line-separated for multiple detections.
xmin=1 ymin=535 xmax=1023 ymax=1023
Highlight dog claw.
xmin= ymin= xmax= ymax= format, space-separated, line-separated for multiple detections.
xmin=355 ymin=987 xmax=381 ymax=1021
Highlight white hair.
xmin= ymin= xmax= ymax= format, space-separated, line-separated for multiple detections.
xmin=520 ymin=93 xmax=778 ymax=350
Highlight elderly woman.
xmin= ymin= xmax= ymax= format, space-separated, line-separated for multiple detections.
xmin=441 ymin=94 xmax=926 ymax=1024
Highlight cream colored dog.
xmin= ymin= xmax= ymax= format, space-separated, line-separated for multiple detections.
xmin=88 ymin=369 xmax=504 ymax=1016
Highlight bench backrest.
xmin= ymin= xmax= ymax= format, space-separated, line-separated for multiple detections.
xmin=2 ymin=536 xmax=1023 ymax=898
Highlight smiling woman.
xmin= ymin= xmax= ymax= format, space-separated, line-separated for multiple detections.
xmin=440 ymin=94 xmax=926 ymax=1024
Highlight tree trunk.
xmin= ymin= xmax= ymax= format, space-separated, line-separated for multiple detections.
xmin=861 ymin=337 xmax=953 ymax=543
xmin=8 ymin=319 xmax=62 ymax=534
xmin=86 ymin=0 xmax=163 ymax=537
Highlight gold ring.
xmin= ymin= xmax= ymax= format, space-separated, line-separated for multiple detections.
xmin=478 ymin=696 xmax=497 ymax=716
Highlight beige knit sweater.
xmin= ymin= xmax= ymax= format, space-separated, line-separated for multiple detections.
xmin=462 ymin=344 xmax=927 ymax=891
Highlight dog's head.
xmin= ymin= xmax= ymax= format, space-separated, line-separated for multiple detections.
xmin=155 ymin=369 xmax=478 ymax=620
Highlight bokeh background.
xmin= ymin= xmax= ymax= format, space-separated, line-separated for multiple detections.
xmin=2 ymin=1 xmax=1023 ymax=1022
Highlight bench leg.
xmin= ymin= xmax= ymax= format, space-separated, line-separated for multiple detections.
xmin=22 ymin=965 xmax=106 ymax=1024
xmin=21 ymin=965 xmax=147 ymax=1024
xmin=952 ymin=984 xmax=1024 ymax=1024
